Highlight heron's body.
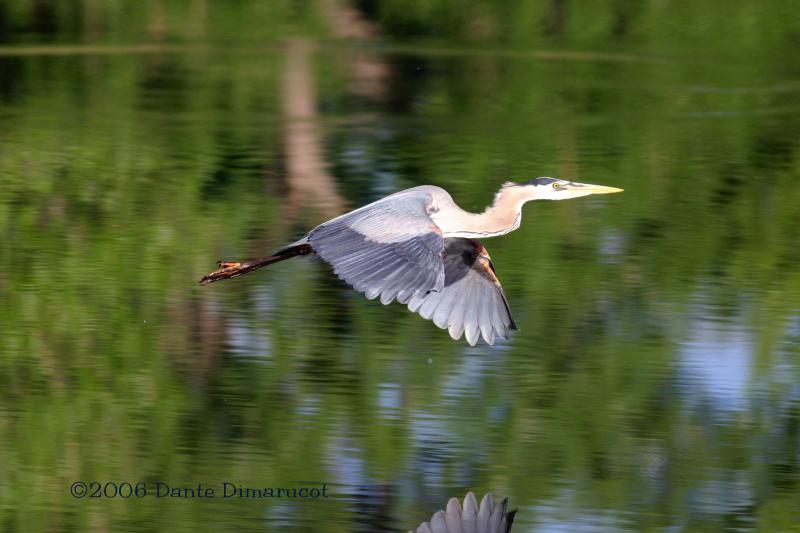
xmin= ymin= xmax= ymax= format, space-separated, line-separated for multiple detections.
xmin=200 ymin=178 xmax=622 ymax=345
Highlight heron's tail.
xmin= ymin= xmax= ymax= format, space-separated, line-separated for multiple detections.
xmin=199 ymin=243 xmax=313 ymax=285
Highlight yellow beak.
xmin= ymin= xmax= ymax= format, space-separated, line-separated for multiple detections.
xmin=568 ymin=182 xmax=624 ymax=194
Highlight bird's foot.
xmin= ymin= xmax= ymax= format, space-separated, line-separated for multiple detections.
xmin=199 ymin=260 xmax=245 ymax=285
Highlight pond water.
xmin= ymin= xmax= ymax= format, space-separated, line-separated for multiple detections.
xmin=1 ymin=3 xmax=800 ymax=532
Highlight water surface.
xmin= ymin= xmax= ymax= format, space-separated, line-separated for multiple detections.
xmin=1 ymin=4 xmax=800 ymax=532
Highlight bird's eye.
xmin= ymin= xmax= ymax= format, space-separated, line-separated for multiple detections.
xmin=552 ymin=183 xmax=561 ymax=189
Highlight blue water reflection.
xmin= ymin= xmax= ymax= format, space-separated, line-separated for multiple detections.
xmin=680 ymin=298 xmax=754 ymax=414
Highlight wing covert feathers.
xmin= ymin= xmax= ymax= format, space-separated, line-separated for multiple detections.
xmin=309 ymin=191 xmax=445 ymax=305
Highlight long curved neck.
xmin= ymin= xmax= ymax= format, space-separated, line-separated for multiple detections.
xmin=433 ymin=185 xmax=530 ymax=238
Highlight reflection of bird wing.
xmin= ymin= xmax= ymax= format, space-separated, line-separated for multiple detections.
xmin=406 ymin=238 xmax=516 ymax=346
xmin=409 ymin=492 xmax=516 ymax=533
xmin=309 ymin=187 xmax=446 ymax=305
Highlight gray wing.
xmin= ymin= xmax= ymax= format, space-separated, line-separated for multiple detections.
xmin=406 ymin=238 xmax=516 ymax=346
xmin=309 ymin=187 xmax=446 ymax=305
xmin=409 ymin=492 xmax=516 ymax=533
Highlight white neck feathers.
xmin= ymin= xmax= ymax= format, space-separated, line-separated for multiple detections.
xmin=432 ymin=184 xmax=530 ymax=238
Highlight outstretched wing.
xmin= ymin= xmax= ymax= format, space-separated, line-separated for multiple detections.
xmin=409 ymin=492 xmax=516 ymax=533
xmin=406 ymin=238 xmax=516 ymax=346
xmin=309 ymin=186 xmax=446 ymax=305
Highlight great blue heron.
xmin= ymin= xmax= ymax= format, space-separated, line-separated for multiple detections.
xmin=200 ymin=178 xmax=622 ymax=345
xmin=408 ymin=492 xmax=516 ymax=533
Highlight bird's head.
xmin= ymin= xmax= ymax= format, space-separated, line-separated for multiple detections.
xmin=507 ymin=177 xmax=623 ymax=201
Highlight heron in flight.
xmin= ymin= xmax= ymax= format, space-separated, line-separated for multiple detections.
xmin=409 ymin=492 xmax=516 ymax=533
xmin=200 ymin=178 xmax=622 ymax=345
